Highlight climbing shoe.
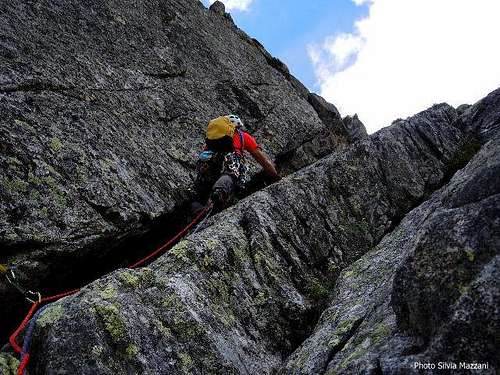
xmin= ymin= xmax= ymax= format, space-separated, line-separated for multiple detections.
xmin=209 ymin=188 xmax=228 ymax=209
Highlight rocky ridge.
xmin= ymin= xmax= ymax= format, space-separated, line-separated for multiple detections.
xmin=283 ymin=90 xmax=500 ymax=374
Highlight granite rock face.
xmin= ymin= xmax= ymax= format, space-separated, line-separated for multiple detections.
xmin=0 ymin=0 xmax=352 ymax=339
xmin=24 ymin=103 xmax=479 ymax=374
xmin=281 ymin=94 xmax=500 ymax=375
xmin=1 ymin=0 xmax=498 ymax=373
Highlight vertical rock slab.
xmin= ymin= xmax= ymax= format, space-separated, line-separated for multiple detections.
xmin=282 ymin=124 xmax=499 ymax=375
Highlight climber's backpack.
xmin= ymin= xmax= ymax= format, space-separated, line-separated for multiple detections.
xmin=204 ymin=116 xmax=246 ymax=152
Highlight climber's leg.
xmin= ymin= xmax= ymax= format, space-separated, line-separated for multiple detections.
xmin=210 ymin=174 xmax=234 ymax=210
xmin=190 ymin=152 xmax=224 ymax=215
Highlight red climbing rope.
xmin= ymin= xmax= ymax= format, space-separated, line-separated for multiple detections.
xmin=9 ymin=288 xmax=82 ymax=354
xmin=17 ymin=354 xmax=30 ymax=375
xmin=8 ymin=203 xmax=213 ymax=374
xmin=9 ymin=289 xmax=81 ymax=375
xmin=129 ymin=204 xmax=212 ymax=268
xmin=41 ymin=289 xmax=81 ymax=303
xmin=9 ymin=302 xmax=39 ymax=354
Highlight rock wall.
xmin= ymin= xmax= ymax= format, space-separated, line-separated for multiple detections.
xmin=26 ymin=102 xmax=477 ymax=374
xmin=282 ymin=90 xmax=500 ymax=375
xmin=0 ymin=0 xmax=356 ymax=340
xmin=0 ymin=0 xmax=498 ymax=373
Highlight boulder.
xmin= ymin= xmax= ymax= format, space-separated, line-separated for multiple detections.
xmin=343 ymin=114 xmax=369 ymax=142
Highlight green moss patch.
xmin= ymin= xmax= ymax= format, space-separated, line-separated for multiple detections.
xmin=118 ymin=271 xmax=140 ymax=287
xmin=37 ymin=304 xmax=64 ymax=328
xmin=171 ymin=318 xmax=205 ymax=341
xmin=464 ymin=248 xmax=475 ymax=262
xmin=50 ymin=137 xmax=63 ymax=152
xmin=1 ymin=177 xmax=28 ymax=193
xmin=307 ymin=278 xmax=330 ymax=300
xmin=371 ymin=322 xmax=391 ymax=344
xmin=153 ymin=319 xmax=172 ymax=338
xmin=162 ymin=293 xmax=183 ymax=310
xmin=0 ymin=353 xmax=20 ymax=375
xmin=125 ymin=344 xmax=139 ymax=359
xmin=170 ymin=240 xmax=190 ymax=262
xmin=95 ymin=304 xmax=126 ymax=342
xmin=100 ymin=285 xmax=118 ymax=300
xmin=178 ymin=352 xmax=194 ymax=370
xmin=254 ymin=290 xmax=269 ymax=306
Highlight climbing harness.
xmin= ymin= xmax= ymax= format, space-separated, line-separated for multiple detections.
xmin=7 ymin=203 xmax=214 ymax=375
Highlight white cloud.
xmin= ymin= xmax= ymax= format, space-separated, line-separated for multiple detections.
xmin=352 ymin=0 xmax=373 ymax=5
xmin=205 ymin=0 xmax=253 ymax=11
xmin=307 ymin=31 xmax=364 ymax=85
xmin=324 ymin=33 xmax=364 ymax=67
xmin=309 ymin=0 xmax=500 ymax=133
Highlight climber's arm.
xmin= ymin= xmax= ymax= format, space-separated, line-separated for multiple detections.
xmin=248 ymin=148 xmax=280 ymax=181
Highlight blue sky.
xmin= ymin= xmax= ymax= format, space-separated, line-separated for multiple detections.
xmin=224 ymin=0 xmax=369 ymax=91
xmin=202 ymin=0 xmax=500 ymax=133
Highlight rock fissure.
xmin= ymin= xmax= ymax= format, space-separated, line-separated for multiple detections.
xmin=0 ymin=197 xmax=197 ymax=342
xmin=145 ymin=69 xmax=187 ymax=79
xmin=323 ymin=315 xmax=366 ymax=374
xmin=0 ymin=82 xmax=158 ymax=94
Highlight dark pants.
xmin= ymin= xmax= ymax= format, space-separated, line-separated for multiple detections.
xmin=191 ymin=174 xmax=234 ymax=214
xmin=191 ymin=151 xmax=246 ymax=214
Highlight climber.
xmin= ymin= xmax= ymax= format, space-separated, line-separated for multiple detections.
xmin=191 ymin=114 xmax=280 ymax=213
